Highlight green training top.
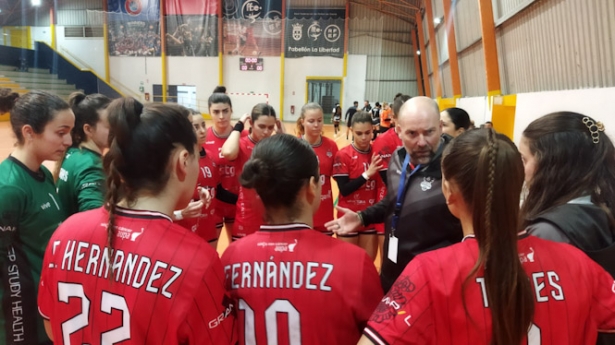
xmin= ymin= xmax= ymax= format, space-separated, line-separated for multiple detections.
xmin=0 ymin=156 xmax=66 ymax=344
xmin=56 ymin=146 xmax=105 ymax=217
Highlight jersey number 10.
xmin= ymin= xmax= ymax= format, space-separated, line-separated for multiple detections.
xmin=58 ymin=282 xmax=131 ymax=344
xmin=239 ymin=299 xmax=301 ymax=344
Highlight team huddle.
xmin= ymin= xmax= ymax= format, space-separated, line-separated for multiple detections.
xmin=1 ymin=87 xmax=615 ymax=345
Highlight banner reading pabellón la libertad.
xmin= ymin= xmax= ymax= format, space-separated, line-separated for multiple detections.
xmin=285 ymin=9 xmax=345 ymax=58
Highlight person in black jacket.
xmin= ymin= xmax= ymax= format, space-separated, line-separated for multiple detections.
xmin=327 ymin=96 xmax=462 ymax=292
xmin=518 ymin=112 xmax=615 ymax=345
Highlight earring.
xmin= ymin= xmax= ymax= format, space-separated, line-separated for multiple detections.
xmin=445 ymin=199 xmax=450 ymax=205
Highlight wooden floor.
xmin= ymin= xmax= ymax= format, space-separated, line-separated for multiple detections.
xmin=0 ymin=121 xmax=385 ymax=266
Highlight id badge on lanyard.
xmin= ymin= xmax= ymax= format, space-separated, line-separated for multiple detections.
xmin=388 ymin=154 xmax=421 ymax=263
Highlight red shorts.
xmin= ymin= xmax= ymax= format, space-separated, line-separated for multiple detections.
xmin=375 ymin=223 xmax=385 ymax=235
xmin=215 ymin=201 xmax=236 ymax=228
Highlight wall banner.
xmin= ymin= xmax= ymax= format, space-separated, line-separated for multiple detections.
xmin=285 ymin=9 xmax=345 ymax=58
xmin=107 ymin=0 xmax=161 ymax=56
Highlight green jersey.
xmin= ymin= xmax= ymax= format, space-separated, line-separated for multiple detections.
xmin=56 ymin=147 xmax=105 ymax=216
xmin=0 ymin=156 xmax=66 ymax=344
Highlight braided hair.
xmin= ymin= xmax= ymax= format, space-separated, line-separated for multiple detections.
xmin=442 ymin=129 xmax=534 ymax=345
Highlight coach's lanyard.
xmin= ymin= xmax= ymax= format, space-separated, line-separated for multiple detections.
xmin=388 ymin=153 xmax=421 ymax=264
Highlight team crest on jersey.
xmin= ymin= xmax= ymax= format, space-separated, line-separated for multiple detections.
xmin=420 ymin=177 xmax=434 ymax=191
xmin=370 ymin=276 xmax=415 ymax=323
xmin=326 ymin=150 xmax=332 ymax=158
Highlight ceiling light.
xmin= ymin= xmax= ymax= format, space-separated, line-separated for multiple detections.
xmin=416 ymin=50 xmax=421 ymax=55
xmin=32 ymin=0 xmax=41 ymax=6
xmin=434 ymin=17 xmax=441 ymax=25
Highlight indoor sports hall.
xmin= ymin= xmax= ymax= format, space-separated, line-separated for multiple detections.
xmin=1 ymin=0 xmax=615 ymax=344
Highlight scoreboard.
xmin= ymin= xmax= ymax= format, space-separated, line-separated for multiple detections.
xmin=240 ymin=57 xmax=264 ymax=71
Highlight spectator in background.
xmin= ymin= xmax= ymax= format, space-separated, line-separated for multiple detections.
xmin=345 ymin=101 xmax=359 ymax=140
xmin=440 ymin=107 xmax=471 ymax=138
xmin=379 ymin=102 xmax=392 ymax=133
xmin=362 ymin=100 xmax=372 ymax=113
xmin=484 ymin=121 xmax=493 ymax=129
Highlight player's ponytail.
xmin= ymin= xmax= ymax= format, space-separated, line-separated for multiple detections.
xmin=442 ymin=129 xmax=534 ymax=345
xmin=103 ymin=97 xmax=196 ymax=280
xmin=240 ymin=134 xmax=319 ymax=221
xmin=0 ymin=88 xmax=20 ymax=113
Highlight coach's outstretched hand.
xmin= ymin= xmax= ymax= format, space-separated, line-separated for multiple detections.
xmin=325 ymin=206 xmax=362 ymax=235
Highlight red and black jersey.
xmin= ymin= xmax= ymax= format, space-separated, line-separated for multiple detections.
xmin=364 ymin=235 xmax=615 ymax=345
xmin=204 ymin=128 xmax=248 ymax=197
xmin=372 ymin=128 xmax=402 ymax=172
xmin=310 ymin=136 xmax=339 ymax=233
xmin=221 ymin=223 xmax=383 ymax=345
xmin=233 ymin=135 xmax=265 ymax=239
xmin=38 ymin=207 xmax=236 ymax=345
xmin=333 ymin=144 xmax=380 ymax=212
xmin=176 ymin=148 xmax=219 ymax=242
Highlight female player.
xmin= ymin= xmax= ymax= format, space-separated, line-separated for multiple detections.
xmin=0 ymin=90 xmax=74 ymax=344
xmin=221 ymin=103 xmax=283 ymax=240
xmin=204 ymin=93 xmax=246 ymax=242
xmin=440 ymin=107 xmax=471 ymax=138
xmin=519 ymin=112 xmax=615 ymax=345
xmin=174 ymin=109 xmax=220 ymax=248
xmin=333 ymin=111 xmax=382 ymax=259
xmin=37 ymin=98 xmax=235 ymax=344
xmin=360 ymin=129 xmax=615 ymax=345
xmin=296 ymin=103 xmax=338 ymax=235
xmin=221 ymin=134 xmax=383 ymax=345
xmin=55 ymin=92 xmax=111 ymax=216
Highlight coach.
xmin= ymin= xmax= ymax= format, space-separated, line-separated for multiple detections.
xmin=329 ymin=97 xmax=462 ymax=292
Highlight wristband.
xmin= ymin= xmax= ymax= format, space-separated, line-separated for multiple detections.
xmin=362 ymin=172 xmax=370 ymax=180
xmin=357 ymin=211 xmax=365 ymax=227
xmin=173 ymin=210 xmax=183 ymax=221
xmin=233 ymin=121 xmax=245 ymax=132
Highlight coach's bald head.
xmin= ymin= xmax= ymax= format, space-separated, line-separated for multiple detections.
xmin=396 ymin=96 xmax=443 ymax=166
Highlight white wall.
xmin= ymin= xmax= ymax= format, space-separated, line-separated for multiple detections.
xmin=168 ymin=56 xmax=219 ymax=113
xmin=56 ymin=26 xmax=105 ymax=77
xmin=344 ymin=54 xmax=367 ymax=112
xmin=223 ymin=55 xmax=281 ymax=121
xmin=513 ymin=87 xmax=615 ymax=144
xmin=109 ymin=56 xmax=162 ymax=100
xmin=456 ymin=96 xmax=489 ymax=126
xmin=30 ymin=27 xmax=51 ymax=47
xmin=284 ymin=56 xmax=344 ymax=123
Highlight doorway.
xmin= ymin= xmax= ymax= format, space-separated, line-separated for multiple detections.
xmin=306 ymin=77 xmax=342 ymax=123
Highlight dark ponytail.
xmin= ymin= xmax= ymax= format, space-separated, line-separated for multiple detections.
xmin=442 ymin=129 xmax=534 ymax=345
xmin=103 ymin=97 xmax=196 ymax=279
xmin=0 ymin=88 xmax=19 ymax=113
xmin=240 ymin=134 xmax=319 ymax=220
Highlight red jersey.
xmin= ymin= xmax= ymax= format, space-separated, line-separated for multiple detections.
xmin=220 ymin=223 xmax=383 ymax=345
xmin=233 ymin=135 xmax=265 ymax=239
xmin=310 ymin=136 xmax=338 ymax=233
xmin=176 ymin=148 xmax=219 ymax=242
xmin=333 ymin=144 xmax=380 ymax=212
xmin=38 ymin=207 xmax=235 ymax=345
xmin=372 ymin=128 xmax=402 ymax=171
xmin=204 ymin=127 xmax=244 ymax=196
xmin=364 ymin=235 xmax=615 ymax=345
